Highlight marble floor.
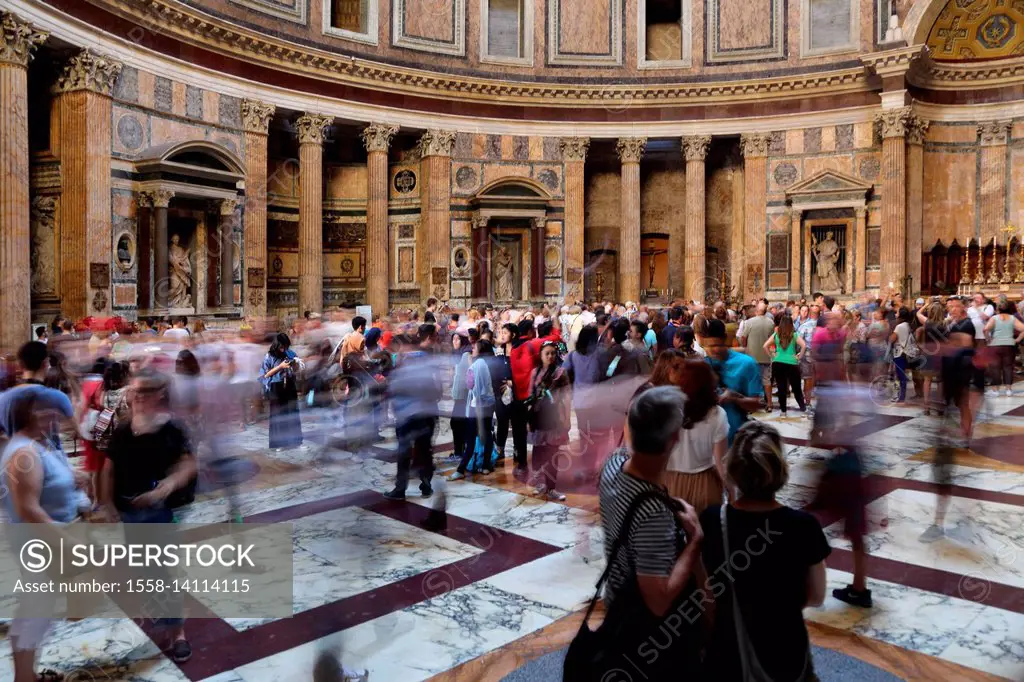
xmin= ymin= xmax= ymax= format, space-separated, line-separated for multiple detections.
xmin=2 ymin=390 xmax=1024 ymax=682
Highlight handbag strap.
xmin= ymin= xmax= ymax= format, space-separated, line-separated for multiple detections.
xmin=721 ymin=504 xmax=755 ymax=678
xmin=580 ymin=488 xmax=671 ymax=626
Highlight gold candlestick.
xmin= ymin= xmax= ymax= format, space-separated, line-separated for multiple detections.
xmin=987 ymin=236 xmax=1001 ymax=284
xmin=1018 ymin=229 xmax=1024 ymax=283
xmin=960 ymin=240 xmax=971 ymax=290
xmin=973 ymin=240 xmax=985 ymax=285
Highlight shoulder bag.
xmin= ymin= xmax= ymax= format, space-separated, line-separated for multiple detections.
xmin=720 ymin=504 xmax=812 ymax=682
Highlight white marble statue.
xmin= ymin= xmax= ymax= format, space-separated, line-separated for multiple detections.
xmin=493 ymin=246 xmax=516 ymax=300
xmin=168 ymin=233 xmax=192 ymax=308
xmin=812 ymin=230 xmax=843 ymax=291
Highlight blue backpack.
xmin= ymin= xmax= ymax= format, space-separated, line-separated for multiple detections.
xmin=465 ymin=431 xmax=501 ymax=473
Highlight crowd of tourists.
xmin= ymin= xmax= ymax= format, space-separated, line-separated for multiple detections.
xmin=0 ymin=286 xmax=1018 ymax=682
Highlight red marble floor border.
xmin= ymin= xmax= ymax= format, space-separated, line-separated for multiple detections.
xmin=162 ymin=490 xmax=561 ymax=680
xmin=782 ymin=413 xmax=916 ymax=448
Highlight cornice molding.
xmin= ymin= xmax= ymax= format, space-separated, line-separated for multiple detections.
xmin=861 ymin=45 xmax=927 ymax=79
xmin=362 ymin=123 xmax=398 ymax=153
xmin=560 ymin=137 xmax=589 ymax=162
xmin=241 ymin=99 xmax=275 ymax=134
xmin=682 ymin=135 xmax=712 ymax=162
xmin=294 ymin=113 xmax=332 ymax=145
xmin=73 ymin=0 xmax=873 ymax=107
xmin=0 ymin=10 xmax=47 ymax=68
xmin=616 ymin=138 xmax=647 ymax=164
xmin=915 ymin=56 xmax=1024 ymax=91
xmin=54 ymin=48 xmax=122 ymax=95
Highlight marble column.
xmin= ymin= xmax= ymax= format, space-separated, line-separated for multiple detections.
xmin=138 ymin=189 xmax=175 ymax=310
xmin=362 ymin=123 xmax=398 ymax=316
xmin=418 ymin=130 xmax=456 ymax=301
xmin=906 ymin=116 xmax=928 ymax=296
xmin=295 ymin=113 xmax=332 ymax=315
xmin=682 ymin=135 xmax=711 ymax=302
xmin=978 ymin=121 xmax=1011 ymax=246
xmin=616 ymin=137 xmax=646 ymax=303
xmin=741 ymin=133 xmax=771 ymax=300
xmin=217 ymin=198 xmax=238 ymax=309
xmin=54 ymin=48 xmax=122 ymax=319
xmin=241 ymin=99 xmax=274 ymax=317
xmin=560 ymin=137 xmax=588 ymax=302
xmin=877 ymin=107 xmax=910 ymax=292
xmin=855 ymin=207 xmax=868 ymax=292
xmin=0 ymin=12 xmax=46 ymax=350
xmin=789 ymin=209 xmax=802 ymax=294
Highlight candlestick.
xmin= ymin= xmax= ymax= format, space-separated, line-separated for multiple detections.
xmin=973 ymin=240 xmax=985 ymax=285
xmin=987 ymin=236 xmax=1000 ymax=284
xmin=1018 ymin=230 xmax=1024 ymax=283
xmin=960 ymin=240 xmax=970 ymax=286
xmin=1003 ymin=235 xmax=1015 ymax=284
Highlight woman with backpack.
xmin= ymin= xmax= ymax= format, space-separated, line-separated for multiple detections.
xmin=527 ymin=341 xmax=571 ymax=501
xmin=890 ymin=308 xmax=918 ymax=404
xmin=87 ymin=362 xmax=131 ymax=502
xmin=449 ymin=339 xmax=496 ymax=479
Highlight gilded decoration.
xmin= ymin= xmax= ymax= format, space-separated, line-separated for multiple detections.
xmin=616 ymin=138 xmax=647 ymax=164
xmin=241 ymin=100 xmax=275 ymax=134
xmin=53 ymin=49 xmax=123 ymax=96
xmin=682 ymin=135 xmax=712 ymax=162
xmin=294 ymin=113 xmax=333 ymax=145
xmin=418 ymin=131 xmax=457 ymax=158
xmin=978 ymin=120 xmax=1012 ymax=145
xmin=0 ymin=11 xmax=47 ymax=68
xmin=560 ymin=138 xmax=589 ymax=162
xmin=927 ymin=0 xmax=1024 ymax=60
xmin=740 ymin=133 xmax=771 ymax=158
xmin=362 ymin=123 xmax=399 ymax=153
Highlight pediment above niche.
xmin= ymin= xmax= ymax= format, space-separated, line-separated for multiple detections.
xmin=785 ymin=169 xmax=872 ymax=199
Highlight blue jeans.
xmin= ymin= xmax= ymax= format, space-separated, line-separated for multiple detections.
xmin=121 ymin=505 xmax=184 ymax=628
xmin=894 ymin=355 xmax=908 ymax=402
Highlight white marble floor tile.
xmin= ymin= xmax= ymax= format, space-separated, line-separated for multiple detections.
xmin=939 ymin=605 xmax=1024 ymax=681
xmin=479 ymin=547 xmax=604 ymax=613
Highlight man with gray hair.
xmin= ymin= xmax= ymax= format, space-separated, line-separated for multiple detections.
xmin=598 ymin=386 xmax=703 ymax=650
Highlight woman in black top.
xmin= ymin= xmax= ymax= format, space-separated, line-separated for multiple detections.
xmin=700 ymin=421 xmax=829 ymax=682
xmin=916 ymin=301 xmax=948 ymax=415
xmin=491 ymin=323 xmax=517 ymax=460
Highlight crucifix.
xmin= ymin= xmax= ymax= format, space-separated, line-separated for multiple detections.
xmin=640 ymin=245 xmax=667 ymax=291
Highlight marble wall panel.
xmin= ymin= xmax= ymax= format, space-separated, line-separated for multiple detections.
xmin=268 ymin=158 xmax=302 ymax=198
xmin=707 ymin=0 xmax=785 ymax=62
xmin=854 ymin=121 xmax=875 ymax=149
xmin=327 ymin=165 xmax=369 ymax=200
xmin=549 ymin=0 xmax=622 ymax=64
xmin=404 ymin=0 xmax=456 ymax=44
xmin=803 ymin=153 xmax=854 ymax=179
xmin=585 ymin=170 xmax=620 ymax=253
xmin=707 ymin=166 xmax=737 ymax=279
xmin=923 ymin=149 xmax=976 ymax=248
xmin=229 ymin=0 xmax=308 ymax=23
xmin=806 ymin=0 xmax=854 ymax=53
xmin=1012 ymin=147 xmax=1024 ymax=229
xmin=482 ymin=164 xmax=532 ymax=186
xmin=786 ymin=129 xmax=805 ymax=155
xmin=640 ymin=166 xmax=684 ymax=239
xmin=927 ymin=123 xmax=979 ymax=144
xmin=150 ymin=118 xmax=210 ymax=148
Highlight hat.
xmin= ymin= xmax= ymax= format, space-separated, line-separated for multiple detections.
xmin=915 ymin=298 xmax=925 ymax=306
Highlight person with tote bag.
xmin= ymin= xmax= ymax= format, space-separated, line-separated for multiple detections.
xmin=699 ymin=421 xmax=830 ymax=682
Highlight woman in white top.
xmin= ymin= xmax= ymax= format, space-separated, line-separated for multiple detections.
xmin=888 ymin=308 xmax=915 ymax=404
xmin=984 ymin=299 xmax=1024 ymax=397
xmin=665 ymin=358 xmax=728 ymax=513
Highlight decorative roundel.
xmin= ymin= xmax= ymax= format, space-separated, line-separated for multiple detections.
xmin=393 ymin=169 xmax=417 ymax=193
xmin=773 ymin=162 xmax=798 ymax=188
xmin=341 ymin=257 xmax=355 ymax=273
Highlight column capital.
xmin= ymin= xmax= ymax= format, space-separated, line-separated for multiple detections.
xmin=0 ymin=11 xmax=47 ymax=69
xmin=739 ymin=133 xmax=771 ymax=158
xmin=906 ymin=114 xmax=930 ymax=145
xmin=560 ymin=137 xmax=590 ymax=162
xmin=616 ymin=137 xmax=647 ymax=164
xmin=418 ymin=130 xmax=457 ymax=158
xmin=978 ymin=120 xmax=1012 ymax=146
xmin=138 ymin=189 xmax=174 ymax=209
xmin=362 ymin=123 xmax=399 ymax=153
xmin=214 ymin=197 xmax=239 ymax=216
xmin=531 ymin=217 xmax=546 ymax=231
xmin=294 ymin=113 xmax=333 ymax=145
xmin=682 ymin=135 xmax=712 ymax=162
xmin=53 ymin=49 xmax=122 ymax=97
xmin=473 ymin=215 xmax=490 ymax=229
xmin=876 ymin=106 xmax=913 ymax=139
xmin=241 ymin=100 xmax=275 ymax=134
xmin=855 ymin=206 xmax=868 ymax=219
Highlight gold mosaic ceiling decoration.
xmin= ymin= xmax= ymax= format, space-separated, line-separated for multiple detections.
xmin=927 ymin=0 xmax=1024 ymax=61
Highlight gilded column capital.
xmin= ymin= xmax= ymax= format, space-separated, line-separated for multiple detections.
xmin=906 ymin=114 xmax=929 ymax=146
xmin=978 ymin=120 xmax=1012 ymax=146
xmin=739 ymin=133 xmax=771 ymax=158
xmin=616 ymin=137 xmax=647 ymax=164
xmin=0 ymin=11 xmax=47 ymax=68
xmin=294 ymin=113 xmax=333 ymax=145
xmin=876 ymin=106 xmax=913 ymax=139
xmin=362 ymin=123 xmax=399 ymax=153
xmin=241 ymin=100 xmax=275 ymax=134
xmin=53 ymin=49 xmax=122 ymax=96
xmin=418 ymin=130 xmax=457 ymax=158
xmin=215 ymin=197 xmax=239 ymax=216
xmin=560 ymin=137 xmax=590 ymax=162
xmin=682 ymin=135 xmax=712 ymax=162
xmin=138 ymin=189 xmax=175 ymax=208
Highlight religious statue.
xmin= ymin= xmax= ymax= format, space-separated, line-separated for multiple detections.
xmin=493 ymin=245 xmax=515 ymax=300
xmin=811 ymin=230 xmax=842 ymax=291
xmin=168 ymin=233 xmax=192 ymax=308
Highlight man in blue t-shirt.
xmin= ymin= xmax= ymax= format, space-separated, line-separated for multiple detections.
xmin=0 ymin=342 xmax=75 ymax=452
xmin=703 ymin=319 xmax=763 ymax=443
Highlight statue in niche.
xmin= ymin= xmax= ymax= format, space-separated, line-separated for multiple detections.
xmin=493 ymin=246 xmax=516 ymax=300
xmin=168 ymin=233 xmax=193 ymax=308
xmin=812 ymin=230 xmax=842 ymax=291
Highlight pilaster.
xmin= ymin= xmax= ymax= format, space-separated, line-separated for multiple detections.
xmin=877 ymin=106 xmax=910 ymax=290
xmin=295 ymin=112 xmax=332 ymax=315
xmin=906 ymin=115 xmax=929 ymax=296
xmin=560 ymin=137 xmax=588 ymax=302
xmin=617 ymin=137 xmax=646 ymax=303
xmin=682 ymin=135 xmax=711 ymax=302
xmin=362 ymin=123 xmax=398 ymax=314
xmin=978 ymin=121 xmax=1011 ymax=245
xmin=241 ymin=99 xmax=274 ymax=317
xmin=740 ymin=133 xmax=770 ymax=299
xmin=418 ymin=130 xmax=456 ymax=301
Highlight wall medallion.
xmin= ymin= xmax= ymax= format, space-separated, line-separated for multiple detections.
xmin=544 ymin=244 xmax=562 ymax=276
xmin=858 ymin=157 xmax=881 ymax=181
xmin=92 ymin=290 xmax=108 ymax=312
xmin=393 ymin=169 xmax=417 ymax=193
xmin=773 ymin=162 xmax=798 ymax=188
xmin=272 ymin=256 xmax=283 ymax=274
xmin=537 ymin=169 xmax=559 ymax=191
xmin=455 ymin=166 xmax=478 ymax=190
xmin=451 ymin=245 xmax=470 ymax=278
xmin=398 ymin=224 xmax=416 ymax=240
xmin=114 ymin=231 xmax=136 ymax=272
xmin=116 ymin=115 xmax=144 ymax=152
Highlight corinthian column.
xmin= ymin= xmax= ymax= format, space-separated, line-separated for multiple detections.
xmin=362 ymin=123 xmax=398 ymax=315
xmin=419 ymin=130 xmax=456 ymax=300
xmin=0 ymin=12 xmax=46 ymax=350
xmin=295 ymin=113 xmax=332 ymax=315
xmin=877 ymin=107 xmax=911 ymax=291
xmin=53 ymin=48 xmax=122 ymax=319
xmin=216 ymin=198 xmax=238 ymax=309
xmin=241 ymin=99 xmax=274 ymax=317
xmin=978 ymin=121 xmax=1011 ymax=245
xmin=741 ymin=133 xmax=771 ymax=299
xmin=682 ymin=135 xmax=711 ymax=302
xmin=617 ymin=137 xmax=646 ymax=303
xmin=906 ymin=115 xmax=928 ymax=295
xmin=560 ymin=137 xmax=589 ymax=301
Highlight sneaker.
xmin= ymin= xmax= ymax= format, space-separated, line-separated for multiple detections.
xmin=986 ymin=389 xmax=1000 ymax=397
xmin=546 ymin=490 xmax=567 ymax=502
xmin=779 ymin=411 xmax=788 ymax=418
xmin=447 ymin=471 xmax=466 ymax=481
xmin=533 ymin=484 xmax=548 ymax=496
xmin=382 ymin=488 xmax=406 ymax=501
xmin=832 ymin=586 xmax=873 ymax=608
xmin=1005 ymin=388 xmax=1014 ymax=397
xmin=419 ymin=484 xmax=433 ymax=498
xmin=918 ymin=524 xmax=944 ymax=543
xmin=342 ymin=668 xmax=369 ymax=682
xmin=479 ymin=468 xmax=493 ymax=475
xmin=169 ymin=638 xmax=192 ymax=663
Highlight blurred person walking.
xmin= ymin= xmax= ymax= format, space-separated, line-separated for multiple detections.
xmin=260 ymin=333 xmax=303 ymax=450
xmin=527 ymin=341 xmax=570 ymax=500
xmin=703 ymin=320 xmax=763 ymax=444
